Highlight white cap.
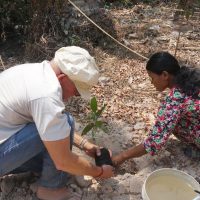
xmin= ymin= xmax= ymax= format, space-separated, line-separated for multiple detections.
xmin=54 ymin=46 xmax=100 ymax=100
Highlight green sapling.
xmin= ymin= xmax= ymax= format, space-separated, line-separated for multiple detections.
xmin=81 ymin=96 xmax=107 ymax=140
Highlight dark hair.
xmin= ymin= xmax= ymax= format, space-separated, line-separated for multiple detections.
xmin=146 ymin=51 xmax=200 ymax=98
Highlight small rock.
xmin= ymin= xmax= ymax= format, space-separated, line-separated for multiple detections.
xmin=128 ymin=33 xmax=138 ymax=39
xmin=98 ymin=76 xmax=110 ymax=84
xmin=149 ymin=25 xmax=160 ymax=31
xmin=90 ymin=182 xmax=99 ymax=190
xmin=74 ymin=176 xmax=92 ymax=188
xmin=70 ymin=183 xmax=78 ymax=190
xmin=128 ymin=77 xmax=133 ymax=84
xmin=157 ymin=36 xmax=170 ymax=42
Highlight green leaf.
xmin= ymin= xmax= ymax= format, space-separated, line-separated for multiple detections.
xmin=96 ymin=104 xmax=106 ymax=118
xmin=81 ymin=123 xmax=94 ymax=136
xmin=90 ymin=97 xmax=97 ymax=113
xmin=95 ymin=121 xmax=103 ymax=127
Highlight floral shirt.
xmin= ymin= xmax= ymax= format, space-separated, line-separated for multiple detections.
xmin=144 ymin=87 xmax=200 ymax=156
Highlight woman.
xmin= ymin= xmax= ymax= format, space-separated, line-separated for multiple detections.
xmin=112 ymin=52 xmax=200 ymax=165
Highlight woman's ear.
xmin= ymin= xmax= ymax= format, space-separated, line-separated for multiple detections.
xmin=162 ymin=71 xmax=169 ymax=80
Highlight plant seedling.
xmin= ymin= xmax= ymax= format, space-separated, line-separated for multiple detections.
xmin=81 ymin=96 xmax=107 ymax=141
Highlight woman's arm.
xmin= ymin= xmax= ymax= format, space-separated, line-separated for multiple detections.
xmin=112 ymin=143 xmax=147 ymax=166
xmin=113 ymin=88 xmax=183 ymax=166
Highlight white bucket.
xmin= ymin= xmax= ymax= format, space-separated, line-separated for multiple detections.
xmin=142 ymin=168 xmax=200 ymax=200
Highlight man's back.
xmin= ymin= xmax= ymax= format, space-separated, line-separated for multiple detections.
xmin=0 ymin=61 xmax=64 ymax=143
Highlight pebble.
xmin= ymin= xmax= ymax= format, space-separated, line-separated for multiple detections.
xmin=74 ymin=176 xmax=92 ymax=188
xmin=70 ymin=183 xmax=78 ymax=190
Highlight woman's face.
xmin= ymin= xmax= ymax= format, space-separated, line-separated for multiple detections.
xmin=147 ymin=70 xmax=170 ymax=92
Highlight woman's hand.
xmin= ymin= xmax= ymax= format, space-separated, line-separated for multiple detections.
xmin=112 ymin=144 xmax=147 ymax=166
xmin=112 ymin=154 xmax=126 ymax=166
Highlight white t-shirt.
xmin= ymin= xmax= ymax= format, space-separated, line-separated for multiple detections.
xmin=0 ymin=61 xmax=71 ymax=143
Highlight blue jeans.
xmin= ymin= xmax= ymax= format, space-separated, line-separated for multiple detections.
xmin=0 ymin=113 xmax=74 ymax=188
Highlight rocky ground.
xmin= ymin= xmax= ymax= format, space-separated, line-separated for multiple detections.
xmin=0 ymin=1 xmax=200 ymax=200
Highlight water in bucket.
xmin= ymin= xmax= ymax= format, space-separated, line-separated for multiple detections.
xmin=146 ymin=174 xmax=197 ymax=200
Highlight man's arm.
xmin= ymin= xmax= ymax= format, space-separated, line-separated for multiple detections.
xmin=73 ymin=133 xmax=87 ymax=149
xmin=73 ymin=133 xmax=100 ymax=157
xmin=112 ymin=143 xmax=147 ymax=166
xmin=43 ymin=137 xmax=113 ymax=178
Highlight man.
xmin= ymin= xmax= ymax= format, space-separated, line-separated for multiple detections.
xmin=0 ymin=46 xmax=114 ymax=200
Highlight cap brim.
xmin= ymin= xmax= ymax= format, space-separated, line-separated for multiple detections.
xmin=73 ymin=81 xmax=92 ymax=100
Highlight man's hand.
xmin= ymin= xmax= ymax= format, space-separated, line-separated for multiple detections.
xmin=101 ymin=165 xmax=114 ymax=178
xmin=74 ymin=133 xmax=101 ymax=157
xmin=74 ymin=133 xmax=112 ymax=158
xmin=94 ymin=165 xmax=114 ymax=179
xmin=83 ymin=141 xmax=101 ymax=158
xmin=83 ymin=141 xmax=113 ymax=159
